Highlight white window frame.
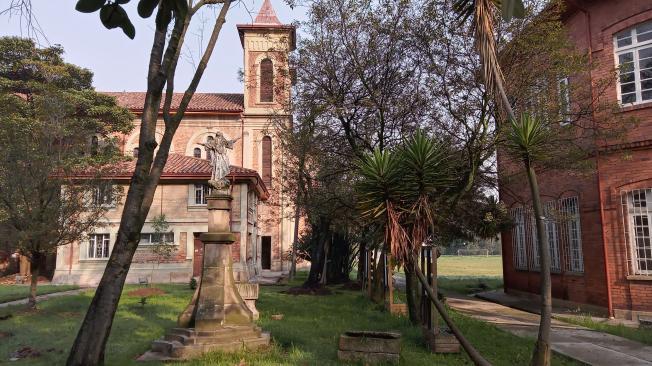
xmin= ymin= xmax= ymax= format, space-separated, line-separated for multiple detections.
xmin=511 ymin=207 xmax=527 ymax=270
xmin=623 ymin=189 xmax=652 ymax=276
xmin=614 ymin=20 xmax=652 ymax=105
xmin=558 ymin=77 xmax=571 ymax=125
xmin=88 ymin=233 xmax=110 ymax=259
xmin=193 ymin=183 xmax=210 ymax=205
xmin=560 ymin=196 xmax=584 ymax=273
xmin=544 ymin=201 xmax=562 ymax=273
xmin=139 ymin=232 xmax=176 ymax=246
xmin=92 ymin=183 xmax=115 ymax=207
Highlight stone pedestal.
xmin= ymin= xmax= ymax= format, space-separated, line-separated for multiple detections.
xmin=140 ymin=192 xmax=269 ymax=361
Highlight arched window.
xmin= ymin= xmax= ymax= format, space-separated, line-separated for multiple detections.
xmin=260 ymin=59 xmax=273 ymax=103
xmin=193 ymin=147 xmax=201 ymax=158
xmin=133 ymin=147 xmax=139 ymax=158
xmin=262 ymin=136 xmax=272 ymax=187
xmin=91 ymin=136 xmax=99 ymax=156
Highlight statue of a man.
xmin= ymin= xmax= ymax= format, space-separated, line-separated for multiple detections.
xmin=199 ymin=132 xmax=240 ymax=190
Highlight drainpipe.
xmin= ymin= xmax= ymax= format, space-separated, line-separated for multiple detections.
xmin=573 ymin=2 xmax=614 ymax=317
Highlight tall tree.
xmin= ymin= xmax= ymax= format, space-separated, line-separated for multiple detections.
xmin=0 ymin=37 xmax=133 ymax=308
xmin=60 ymin=1 xmax=235 ymax=364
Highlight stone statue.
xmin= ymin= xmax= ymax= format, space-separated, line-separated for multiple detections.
xmin=199 ymin=132 xmax=240 ymax=190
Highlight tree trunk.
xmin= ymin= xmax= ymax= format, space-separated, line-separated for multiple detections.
xmin=371 ymin=250 xmax=386 ymax=303
xmin=303 ymin=219 xmax=328 ymax=288
xmin=66 ymin=4 xmax=232 ymax=365
xmin=357 ymin=241 xmax=366 ymax=282
xmin=27 ymin=255 xmax=39 ymax=309
xmin=404 ymin=266 xmax=421 ymax=325
xmin=411 ymin=260 xmax=491 ymax=366
xmin=290 ymin=206 xmax=300 ymax=280
xmin=526 ymin=164 xmax=552 ymax=366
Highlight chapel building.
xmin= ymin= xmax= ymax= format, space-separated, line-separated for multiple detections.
xmin=52 ymin=0 xmax=296 ymax=285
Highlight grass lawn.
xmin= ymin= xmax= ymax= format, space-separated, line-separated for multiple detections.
xmin=555 ymin=314 xmax=652 ymax=346
xmin=437 ymin=255 xmax=503 ymax=277
xmin=0 ymin=284 xmax=79 ymax=303
xmin=0 ymin=272 xmax=580 ymax=365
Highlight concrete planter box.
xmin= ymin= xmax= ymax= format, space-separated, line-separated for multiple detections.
xmin=422 ymin=327 xmax=460 ymax=353
xmin=337 ymin=331 xmax=401 ymax=364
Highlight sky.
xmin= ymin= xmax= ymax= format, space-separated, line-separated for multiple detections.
xmin=2 ymin=0 xmax=307 ymax=93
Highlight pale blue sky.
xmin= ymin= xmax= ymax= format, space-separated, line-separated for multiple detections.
xmin=2 ymin=0 xmax=306 ymax=93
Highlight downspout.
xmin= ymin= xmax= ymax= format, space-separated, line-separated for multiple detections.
xmin=574 ymin=3 xmax=614 ymax=317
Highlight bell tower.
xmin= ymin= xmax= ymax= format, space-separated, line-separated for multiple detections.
xmin=237 ymin=0 xmax=296 ymax=116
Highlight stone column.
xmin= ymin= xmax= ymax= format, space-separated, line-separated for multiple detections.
xmin=192 ymin=191 xmax=253 ymax=330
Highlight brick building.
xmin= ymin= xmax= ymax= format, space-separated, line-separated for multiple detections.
xmin=52 ymin=0 xmax=297 ymax=285
xmin=499 ymin=0 xmax=652 ymax=322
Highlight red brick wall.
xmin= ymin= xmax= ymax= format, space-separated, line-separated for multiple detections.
xmin=499 ymin=1 xmax=652 ymax=315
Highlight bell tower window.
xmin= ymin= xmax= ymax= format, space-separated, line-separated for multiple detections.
xmin=260 ymin=59 xmax=274 ymax=103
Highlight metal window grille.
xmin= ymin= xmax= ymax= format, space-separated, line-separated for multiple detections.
xmin=544 ymin=201 xmax=562 ymax=272
xmin=621 ymin=188 xmax=652 ymax=276
xmin=511 ymin=207 xmax=527 ymax=269
xmin=88 ymin=234 xmax=110 ymax=259
xmin=527 ymin=210 xmax=541 ymax=270
xmin=559 ymin=196 xmax=584 ymax=273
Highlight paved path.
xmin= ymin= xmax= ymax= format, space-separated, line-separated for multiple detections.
xmin=447 ymin=294 xmax=652 ymax=366
xmin=0 ymin=288 xmax=89 ymax=308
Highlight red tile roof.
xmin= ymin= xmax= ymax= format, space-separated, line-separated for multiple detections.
xmin=103 ymin=92 xmax=244 ymax=113
xmin=75 ymin=154 xmax=268 ymax=198
xmin=254 ymin=0 xmax=282 ymax=25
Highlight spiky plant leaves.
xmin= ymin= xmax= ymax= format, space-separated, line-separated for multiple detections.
xmin=505 ymin=113 xmax=551 ymax=165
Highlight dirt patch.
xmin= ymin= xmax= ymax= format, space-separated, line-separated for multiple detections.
xmin=126 ymin=288 xmax=167 ymax=297
xmin=9 ymin=346 xmax=41 ymax=360
xmin=340 ymin=281 xmax=362 ymax=291
xmin=282 ymin=286 xmax=333 ymax=296
xmin=0 ymin=331 xmax=13 ymax=338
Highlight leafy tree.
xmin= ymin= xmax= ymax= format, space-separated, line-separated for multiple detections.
xmin=0 ymin=36 xmax=133 ymax=308
xmin=149 ymin=214 xmax=176 ymax=282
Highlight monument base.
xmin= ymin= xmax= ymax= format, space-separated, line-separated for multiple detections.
xmin=138 ymin=325 xmax=270 ymax=361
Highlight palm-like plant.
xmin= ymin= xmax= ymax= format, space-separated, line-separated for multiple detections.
xmin=454 ymin=0 xmax=525 ymax=121
xmin=505 ymin=113 xmax=553 ymax=366
xmin=356 ymin=133 xmax=491 ymax=366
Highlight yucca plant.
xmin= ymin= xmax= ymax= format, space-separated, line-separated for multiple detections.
xmin=505 ymin=113 xmax=553 ymax=366
xmin=356 ymin=133 xmax=491 ymax=366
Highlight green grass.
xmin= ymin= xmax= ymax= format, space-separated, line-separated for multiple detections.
xmin=437 ymin=276 xmax=503 ymax=295
xmin=437 ymin=255 xmax=503 ymax=277
xmin=0 ymin=274 xmax=579 ymax=365
xmin=0 ymin=284 xmax=79 ymax=303
xmin=556 ymin=314 xmax=652 ymax=346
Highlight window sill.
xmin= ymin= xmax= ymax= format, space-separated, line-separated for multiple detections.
xmin=619 ymin=101 xmax=652 ymax=113
xmin=188 ymin=205 xmax=207 ymax=211
xmin=626 ymin=275 xmax=652 ymax=281
xmin=562 ymin=271 xmax=585 ymax=276
xmin=79 ymin=258 xmax=109 ymax=262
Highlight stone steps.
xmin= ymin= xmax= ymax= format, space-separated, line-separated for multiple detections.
xmin=142 ymin=326 xmax=270 ymax=361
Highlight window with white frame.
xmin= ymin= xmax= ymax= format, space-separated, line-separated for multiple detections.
xmin=194 ymin=184 xmax=210 ymax=205
xmin=88 ymin=233 xmax=110 ymax=259
xmin=622 ymin=189 xmax=652 ymax=275
xmin=544 ymin=201 xmax=562 ymax=272
xmin=558 ymin=77 xmax=571 ymax=125
xmin=560 ymin=196 xmax=584 ymax=273
xmin=529 ymin=214 xmax=541 ymax=270
xmin=139 ymin=232 xmax=175 ymax=245
xmin=511 ymin=207 xmax=527 ymax=270
xmin=92 ymin=183 xmax=114 ymax=206
xmin=614 ymin=21 xmax=652 ymax=104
